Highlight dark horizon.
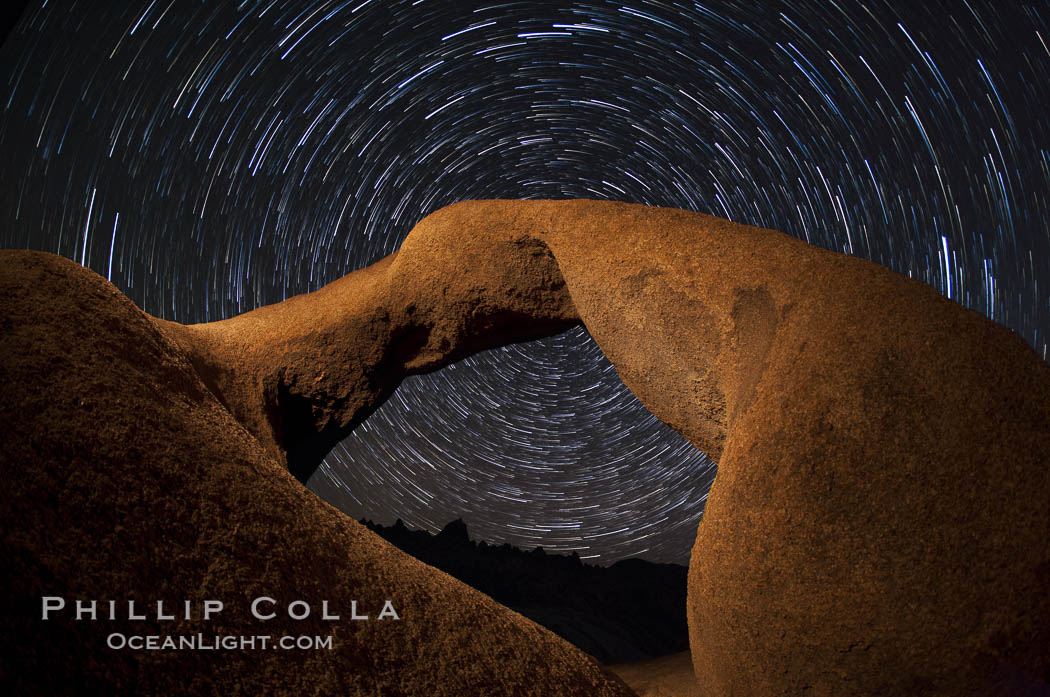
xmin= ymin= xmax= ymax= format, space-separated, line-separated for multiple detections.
xmin=358 ymin=515 xmax=691 ymax=663
xmin=360 ymin=514 xmax=692 ymax=568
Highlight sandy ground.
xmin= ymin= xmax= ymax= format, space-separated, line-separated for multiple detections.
xmin=609 ymin=651 xmax=702 ymax=697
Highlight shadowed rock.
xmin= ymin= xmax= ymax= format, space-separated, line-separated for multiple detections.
xmin=3 ymin=199 xmax=1048 ymax=696
xmin=0 ymin=244 xmax=631 ymax=697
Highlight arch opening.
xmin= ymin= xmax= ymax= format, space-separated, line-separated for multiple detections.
xmin=305 ymin=324 xmax=717 ymax=567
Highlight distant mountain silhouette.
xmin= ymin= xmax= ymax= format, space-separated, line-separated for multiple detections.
xmin=361 ymin=518 xmax=689 ymax=664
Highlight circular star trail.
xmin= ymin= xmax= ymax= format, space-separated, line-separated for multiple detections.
xmin=1 ymin=1 xmax=1047 ymax=565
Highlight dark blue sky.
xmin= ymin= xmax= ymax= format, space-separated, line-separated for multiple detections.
xmin=2 ymin=0 xmax=1047 ymax=563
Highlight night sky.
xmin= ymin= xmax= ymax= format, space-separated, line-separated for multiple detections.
xmin=1 ymin=1 xmax=1047 ymax=565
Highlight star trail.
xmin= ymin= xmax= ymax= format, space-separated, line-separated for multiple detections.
xmin=1 ymin=1 xmax=1047 ymax=564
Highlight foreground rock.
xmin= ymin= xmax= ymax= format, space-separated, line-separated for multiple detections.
xmin=0 ymin=249 xmax=634 ymax=697
xmin=3 ymin=199 xmax=1048 ymax=696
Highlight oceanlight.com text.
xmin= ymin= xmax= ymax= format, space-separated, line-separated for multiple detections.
xmin=106 ymin=633 xmax=334 ymax=651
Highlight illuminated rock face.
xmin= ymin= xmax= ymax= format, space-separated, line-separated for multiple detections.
xmin=3 ymin=199 xmax=1048 ymax=696
xmin=0 ymin=241 xmax=626 ymax=697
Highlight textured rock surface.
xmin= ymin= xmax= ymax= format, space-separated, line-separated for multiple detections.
xmin=3 ymin=198 xmax=1049 ymax=696
xmin=0 ymin=248 xmax=632 ymax=697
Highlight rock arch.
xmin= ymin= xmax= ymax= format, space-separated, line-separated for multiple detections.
xmin=3 ymin=199 xmax=1048 ymax=696
xmin=159 ymin=199 xmax=1050 ymax=696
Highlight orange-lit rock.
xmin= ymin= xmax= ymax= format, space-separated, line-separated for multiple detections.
xmin=3 ymin=199 xmax=1048 ymax=696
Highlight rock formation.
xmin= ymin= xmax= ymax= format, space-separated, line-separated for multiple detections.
xmin=0 ymin=244 xmax=631 ymax=697
xmin=2 ymin=199 xmax=1048 ymax=696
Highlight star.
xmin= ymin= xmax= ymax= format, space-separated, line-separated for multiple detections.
xmin=1 ymin=0 xmax=1046 ymax=564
